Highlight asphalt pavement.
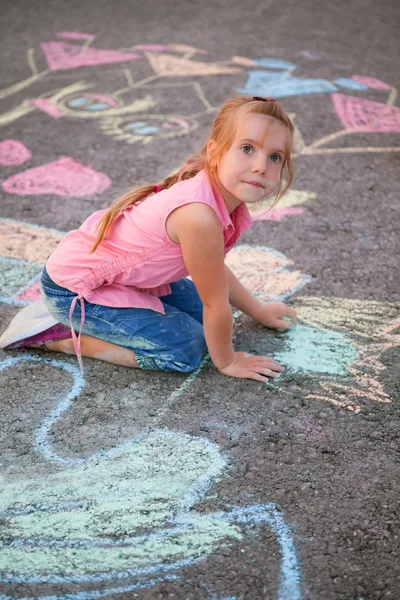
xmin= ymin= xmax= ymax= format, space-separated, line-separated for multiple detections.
xmin=0 ymin=1 xmax=399 ymax=599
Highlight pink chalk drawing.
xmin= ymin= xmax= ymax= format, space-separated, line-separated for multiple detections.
xmin=55 ymin=32 xmax=96 ymax=41
xmin=2 ymin=157 xmax=111 ymax=198
xmin=351 ymin=75 xmax=392 ymax=90
xmin=0 ymin=140 xmax=31 ymax=166
xmin=332 ymin=94 xmax=400 ymax=133
xmin=85 ymin=94 xmax=118 ymax=107
xmin=14 ymin=281 xmax=42 ymax=302
xmin=26 ymin=98 xmax=67 ymax=118
xmin=41 ymin=42 xmax=141 ymax=71
xmin=253 ymin=207 xmax=305 ymax=222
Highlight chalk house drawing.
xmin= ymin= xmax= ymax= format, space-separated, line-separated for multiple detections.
xmin=0 ymin=354 xmax=302 ymax=600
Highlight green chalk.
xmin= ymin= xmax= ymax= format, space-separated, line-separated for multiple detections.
xmin=277 ymin=315 xmax=292 ymax=332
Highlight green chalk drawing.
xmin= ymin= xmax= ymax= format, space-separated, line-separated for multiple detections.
xmin=0 ymin=431 xmax=241 ymax=577
xmin=274 ymin=323 xmax=358 ymax=376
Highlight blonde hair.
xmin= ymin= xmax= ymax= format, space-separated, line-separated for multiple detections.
xmin=91 ymin=94 xmax=294 ymax=252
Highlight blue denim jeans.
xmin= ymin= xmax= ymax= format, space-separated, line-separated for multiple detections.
xmin=40 ymin=267 xmax=207 ymax=372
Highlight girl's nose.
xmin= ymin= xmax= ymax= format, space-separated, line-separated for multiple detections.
xmin=252 ymin=157 xmax=268 ymax=174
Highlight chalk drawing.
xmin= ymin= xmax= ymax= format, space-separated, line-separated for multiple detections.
xmin=0 ymin=257 xmax=43 ymax=300
xmin=335 ymin=77 xmax=368 ymax=91
xmin=294 ymin=296 xmax=400 ymax=412
xmin=134 ymin=44 xmax=169 ymax=51
xmin=253 ymin=58 xmax=297 ymax=70
xmin=55 ymin=32 xmax=96 ymax=41
xmin=99 ymin=113 xmax=198 ymax=144
xmin=144 ymin=52 xmax=242 ymax=77
xmin=274 ymin=323 xmax=358 ymax=376
xmin=0 ymin=354 xmax=302 ymax=599
xmin=332 ymin=94 xmax=400 ymax=132
xmin=40 ymin=42 xmax=142 ymax=71
xmin=351 ymin=75 xmax=392 ymax=90
xmin=225 ymin=245 xmax=311 ymax=302
xmin=224 ymin=250 xmax=399 ymax=413
xmin=25 ymin=98 xmax=67 ymax=118
xmin=0 ymin=139 xmax=31 ymax=165
xmin=0 ymin=218 xmax=63 ymax=305
xmin=0 ymin=36 xmax=398 ymax=161
xmin=166 ymin=42 xmax=209 ymax=55
xmin=2 ymin=156 xmax=111 ymax=197
xmin=236 ymin=70 xmax=338 ymax=99
xmin=297 ymin=50 xmax=320 ymax=60
xmin=248 ymin=189 xmax=317 ymax=222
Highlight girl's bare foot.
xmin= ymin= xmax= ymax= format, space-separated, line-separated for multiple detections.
xmin=32 ymin=335 xmax=139 ymax=368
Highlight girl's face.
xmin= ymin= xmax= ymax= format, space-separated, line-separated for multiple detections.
xmin=211 ymin=113 xmax=288 ymax=212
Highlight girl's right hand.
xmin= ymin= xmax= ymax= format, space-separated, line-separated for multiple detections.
xmin=218 ymin=351 xmax=285 ymax=382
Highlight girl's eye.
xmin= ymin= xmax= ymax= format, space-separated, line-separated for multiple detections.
xmin=270 ymin=154 xmax=281 ymax=163
xmin=241 ymin=145 xmax=253 ymax=154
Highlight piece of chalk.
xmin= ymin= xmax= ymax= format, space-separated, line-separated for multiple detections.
xmin=277 ymin=315 xmax=292 ymax=332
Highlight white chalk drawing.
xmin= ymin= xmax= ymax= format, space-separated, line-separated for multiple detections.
xmin=0 ymin=354 xmax=302 ymax=600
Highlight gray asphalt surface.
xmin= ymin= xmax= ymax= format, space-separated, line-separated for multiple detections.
xmin=0 ymin=1 xmax=399 ymax=599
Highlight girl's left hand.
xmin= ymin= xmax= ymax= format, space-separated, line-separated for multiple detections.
xmin=257 ymin=302 xmax=297 ymax=330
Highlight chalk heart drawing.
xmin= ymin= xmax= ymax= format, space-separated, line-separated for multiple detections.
xmin=0 ymin=139 xmax=31 ymax=165
xmin=0 ymin=355 xmax=302 ymax=600
xmin=2 ymin=156 xmax=111 ymax=198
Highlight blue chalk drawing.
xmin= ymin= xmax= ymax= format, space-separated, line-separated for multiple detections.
xmin=274 ymin=323 xmax=358 ymax=376
xmin=0 ymin=354 xmax=302 ymax=600
xmin=86 ymin=102 xmax=109 ymax=111
xmin=253 ymin=58 xmax=297 ymax=70
xmin=335 ymin=77 xmax=368 ymax=90
xmin=236 ymin=71 xmax=338 ymax=99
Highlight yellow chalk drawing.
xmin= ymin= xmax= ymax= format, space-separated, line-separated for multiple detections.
xmin=247 ymin=188 xmax=317 ymax=220
xmin=144 ymin=51 xmax=242 ymax=77
xmin=295 ymin=296 xmax=398 ymax=339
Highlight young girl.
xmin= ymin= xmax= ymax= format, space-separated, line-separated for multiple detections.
xmin=1 ymin=94 xmax=297 ymax=382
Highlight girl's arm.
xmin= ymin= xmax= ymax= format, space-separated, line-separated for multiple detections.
xmin=225 ymin=264 xmax=297 ymax=329
xmin=225 ymin=264 xmax=264 ymax=320
xmin=168 ymin=202 xmax=235 ymax=370
xmin=166 ymin=203 xmax=284 ymax=380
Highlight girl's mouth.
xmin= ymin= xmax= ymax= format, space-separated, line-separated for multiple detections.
xmin=244 ymin=181 xmax=264 ymax=188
